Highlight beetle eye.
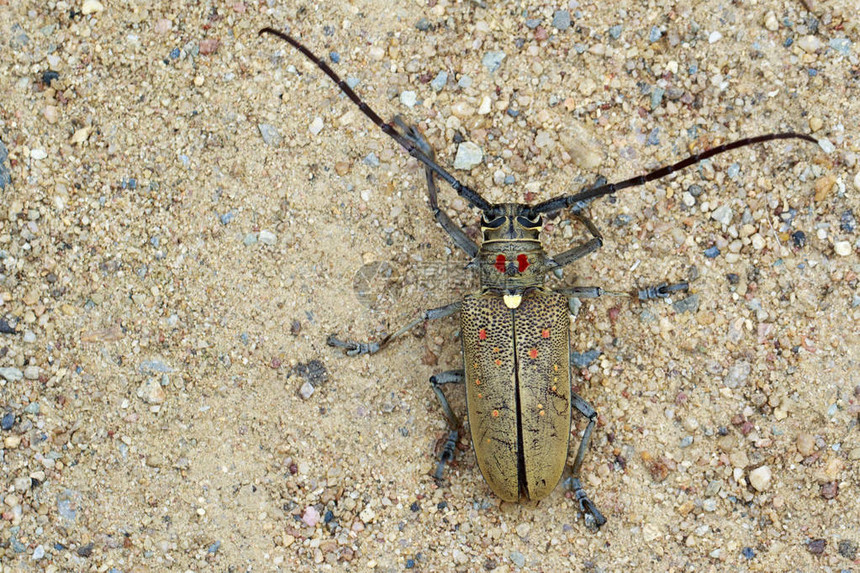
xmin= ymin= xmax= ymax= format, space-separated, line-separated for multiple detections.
xmin=482 ymin=216 xmax=505 ymax=228
xmin=516 ymin=215 xmax=541 ymax=228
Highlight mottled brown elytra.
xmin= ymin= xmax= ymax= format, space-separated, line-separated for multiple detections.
xmin=259 ymin=26 xmax=817 ymax=528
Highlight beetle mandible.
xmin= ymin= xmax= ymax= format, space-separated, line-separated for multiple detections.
xmin=259 ymin=26 xmax=817 ymax=528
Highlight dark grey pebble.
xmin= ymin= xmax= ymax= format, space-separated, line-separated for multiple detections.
xmin=1 ymin=411 xmax=14 ymax=430
xmin=570 ymin=349 xmax=601 ymax=369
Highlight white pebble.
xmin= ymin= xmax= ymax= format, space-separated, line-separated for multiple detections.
xmin=834 ymin=241 xmax=852 ymax=257
xmin=854 ymin=171 xmax=860 ymax=191
xmin=399 ymin=90 xmax=417 ymax=107
xmin=30 ymin=149 xmax=47 ymax=160
xmin=708 ymin=31 xmax=723 ymax=44
xmin=453 ymin=142 xmax=483 ymax=170
xmin=749 ymin=465 xmax=772 ymax=491
xmin=308 ymin=117 xmax=324 ymax=136
xmin=711 ymin=204 xmax=733 ymax=226
xmin=817 ymin=138 xmax=835 ymax=154
xmin=751 ymin=233 xmax=765 ymax=250
xmin=797 ymin=35 xmax=822 ymax=53
xmin=81 ymin=0 xmax=104 ymax=15
xmin=259 ymin=230 xmax=277 ymax=245
xmin=763 ymin=11 xmax=779 ymax=32
xmin=478 ymin=95 xmax=492 ymax=115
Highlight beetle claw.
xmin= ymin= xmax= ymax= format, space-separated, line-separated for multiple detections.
xmin=326 ymin=335 xmax=379 ymax=356
xmin=569 ymin=477 xmax=607 ymax=530
xmin=433 ymin=430 xmax=459 ymax=482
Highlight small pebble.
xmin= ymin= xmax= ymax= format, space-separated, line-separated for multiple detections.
xmin=552 ymin=10 xmax=571 ymax=31
xmin=724 ymin=361 xmax=750 ymax=388
xmin=806 ymin=538 xmax=826 ymax=555
xmin=1 ymin=412 xmax=14 ymax=430
xmin=0 ymin=367 xmax=24 ymax=382
xmin=259 ymin=230 xmax=277 ymax=245
xmin=24 ymin=366 xmax=40 ymax=380
xmin=749 ymin=465 xmax=772 ymax=492
xmin=509 ymin=551 xmax=526 ymax=568
xmin=796 ymin=433 xmax=815 ymax=456
xmin=711 ymin=204 xmax=733 ymax=226
xmin=829 ymin=38 xmax=852 ymax=56
xmin=649 ymin=26 xmax=662 ymax=43
xmin=399 ymin=90 xmax=417 ymax=107
xmin=258 ymin=123 xmax=282 ymax=146
xmin=137 ymin=378 xmax=166 ymax=404
xmin=708 ymin=31 xmax=723 ymax=43
xmin=817 ymin=138 xmax=835 ymax=154
xmin=430 ymin=71 xmax=447 ymax=91
xmin=482 ymin=51 xmax=506 ymax=73
xmin=453 ymin=142 xmax=483 ymax=170
xmin=608 ymin=25 xmax=623 ymax=39
xmin=791 ymin=230 xmax=807 ymax=248
xmin=673 ymin=294 xmax=699 ymax=314
xmin=309 ymin=116 xmax=324 ymax=136
xmin=703 ymin=246 xmax=720 ymax=258
xmin=81 ymin=0 xmax=104 ymax=15
xmin=797 ymin=35 xmax=822 ymax=53
xmin=838 ymin=540 xmax=858 ymax=560
xmin=834 ymin=241 xmax=852 ymax=257
xmin=415 ymin=18 xmax=431 ymax=32
xmin=763 ymin=11 xmax=779 ymax=32
xmin=302 ymin=505 xmax=321 ymax=526
xmin=299 ymin=381 xmax=315 ymax=400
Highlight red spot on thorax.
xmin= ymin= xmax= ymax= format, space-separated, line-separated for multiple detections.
xmin=478 ymin=329 xmax=487 ymax=340
xmin=529 ymin=348 xmax=538 ymax=359
xmin=517 ymin=254 xmax=529 ymax=272
xmin=495 ymin=254 xmax=506 ymax=273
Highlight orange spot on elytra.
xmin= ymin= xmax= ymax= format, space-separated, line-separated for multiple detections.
xmin=478 ymin=328 xmax=487 ymax=340
xmin=541 ymin=329 xmax=550 ymax=338
xmin=529 ymin=348 xmax=538 ymax=359
xmin=493 ymin=347 xmax=499 ymax=353
xmin=477 ymin=393 xmax=483 ymax=398
xmin=475 ymin=379 xmax=481 ymax=386
xmin=553 ymin=364 xmax=559 ymax=371
xmin=492 ymin=410 xmax=500 ymax=417
xmin=494 ymin=359 xmax=502 ymax=366
xmin=539 ymin=410 xmax=545 ymax=416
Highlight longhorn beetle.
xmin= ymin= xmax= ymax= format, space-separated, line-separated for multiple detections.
xmin=259 ymin=26 xmax=818 ymax=528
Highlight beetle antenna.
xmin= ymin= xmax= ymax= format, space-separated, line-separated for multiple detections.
xmin=259 ymin=27 xmax=495 ymax=214
xmin=530 ymin=132 xmax=818 ymax=216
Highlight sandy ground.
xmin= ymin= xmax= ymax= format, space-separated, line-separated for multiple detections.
xmin=1 ymin=0 xmax=858 ymax=571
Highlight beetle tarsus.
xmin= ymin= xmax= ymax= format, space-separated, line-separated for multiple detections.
xmin=570 ymin=477 xmax=607 ymax=530
xmin=434 ymin=429 xmax=459 ymax=481
xmin=637 ymin=281 xmax=690 ymax=301
xmin=326 ymin=335 xmax=380 ymax=356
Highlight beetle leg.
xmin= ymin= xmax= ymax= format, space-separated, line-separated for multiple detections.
xmin=429 ymin=369 xmax=465 ymax=481
xmin=394 ymin=117 xmax=480 ymax=259
xmin=558 ymin=280 xmax=690 ymax=302
xmin=548 ymin=211 xmax=604 ymax=269
xmin=328 ymin=301 xmax=462 ymax=356
xmin=566 ymin=392 xmax=607 ymax=529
